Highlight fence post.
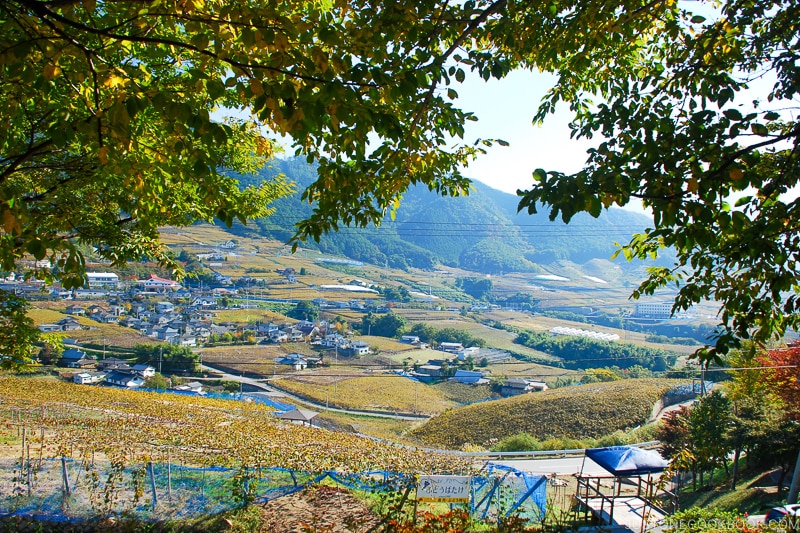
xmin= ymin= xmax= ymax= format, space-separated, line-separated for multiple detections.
xmin=26 ymin=442 xmax=32 ymax=497
xmin=148 ymin=461 xmax=158 ymax=511
xmin=20 ymin=426 xmax=26 ymax=484
xmin=167 ymin=447 xmax=172 ymax=500
xmin=61 ymin=457 xmax=71 ymax=496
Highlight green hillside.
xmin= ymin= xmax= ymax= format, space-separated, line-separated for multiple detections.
xmin=409 ymin=379 xmax=677 ymax=449
xmin=226 ymin=156 xmax=656 ymax=276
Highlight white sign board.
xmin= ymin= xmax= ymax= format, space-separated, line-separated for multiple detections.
xmin=417 ymin=475 xmax=471 ymax=503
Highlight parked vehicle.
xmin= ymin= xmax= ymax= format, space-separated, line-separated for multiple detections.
xmin=765 ymin=504 xmax=800 ymax=524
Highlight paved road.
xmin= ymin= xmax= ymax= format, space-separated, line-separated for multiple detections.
xmin=199 ymin=363 xmax=429 ymax=421
xmin=492 ymin=456 xmax=610 ymax=476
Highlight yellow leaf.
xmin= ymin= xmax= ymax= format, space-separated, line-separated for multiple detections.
xmin=2 ymin=209 xmax=17 ymax=234
xmin=687 ymin=176 xmax=699 ymax=193
xmin=250 ymin=78 xmax=264 ymax=96
xmin=43 ymin=63 xmax=61 ymax=80
xmin=98 ymin=146 xmax=109 ymax=164
xmin=103 ymin=75 xmax=125 ymax=88
xmin=729 ymin=168 xmax=744 ymax=181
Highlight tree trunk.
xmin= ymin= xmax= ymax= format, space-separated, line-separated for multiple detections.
xmin=788 ymin=448 xmax=800 ymax=505
xmin=731 ymin=448 xmax=741 ymax=490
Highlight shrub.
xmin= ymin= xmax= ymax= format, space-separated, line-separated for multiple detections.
xmin=493 ymin=433 xmax=541 ymax=452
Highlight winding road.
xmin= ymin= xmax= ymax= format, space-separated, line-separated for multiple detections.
xmin=199 ymin=363 xmax=429 ymax=421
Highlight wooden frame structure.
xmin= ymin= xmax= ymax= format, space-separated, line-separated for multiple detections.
xmin=575 ymin=473 xmax=676 ymax=532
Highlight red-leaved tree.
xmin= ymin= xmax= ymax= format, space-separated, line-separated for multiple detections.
xmin=761 ymin=346 xmax=800 ymax=421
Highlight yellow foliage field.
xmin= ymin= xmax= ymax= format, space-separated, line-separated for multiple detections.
xmin=409 ymin=378 xmax=679 ymax=448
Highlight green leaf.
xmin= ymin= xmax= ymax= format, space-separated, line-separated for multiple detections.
xmin=723 ymin=108 xmax=742 ymax=121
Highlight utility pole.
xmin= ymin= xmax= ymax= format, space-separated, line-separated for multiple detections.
xmin=158 ymin=346 xmax=162 ymax=374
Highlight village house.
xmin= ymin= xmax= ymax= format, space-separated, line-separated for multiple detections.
xmin=132 ymin=364 xmax=156 ymax=378
xmin=321 ymin=334 xmax=348 ymax=349
xmin=60 ymin=348 xmax=92 ymax=368
xmin=86 ymin=272 xmax=120 ymax=289
xmin=276 ymin=353 xmax=308 ymax=370
xmin=143 ymin=274 xmax=180 ymax=291
xmin=87 ymin=304 xmax=106 ymax=316
xmin=105 ymin=370 xmax=145 ymax=388
xmin=97 ymin=358 xmax=131 ymax=372
xmin=94 ymin=312 xmax=120 ymax=325
xmin=173 ymin=381 xmax=204 ymax=394
xmin=155 ymin=301 xmax=175 ymax=314
xmin=500 ymin=378 xmax=549 ymax=397
xmin=73 ymin=371 xmax=106 ymax=385
xmin=346 ymin=341 xmax=370 ymax=356
xmin=57 ymin=316 xmax=83 ymax=331
xmin=450 ymin=369 xmax=489 ymax=386
xmin=269 ymin=330 xmax=289 ymax=343
xmin=438 ymin=342 xmax=464 ymax=354
xmin=178 ymin=335 xmax=197 ymax=347
xmin=65 ymin=304 xmax=86 ymax=316
xmin=413 ymin=364 xmax=443 ymax=383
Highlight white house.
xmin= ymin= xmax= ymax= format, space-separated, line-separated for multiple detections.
xmin=73 ymin=372 xmax=106 ymax=385
xmin=321 ymin=334 xmax=347 ymax=348
xmin=105 ymin=370 xmax=144 ymax=388
xmin=86 ymin=272 xmax=119 ymax=289
xmin=132 ymin=364 xmax=156 ymax=378
xmin=348 ymin=341 xmax=370 ymax=356
xmin=439 ymin=342 xmax=464 ymax=353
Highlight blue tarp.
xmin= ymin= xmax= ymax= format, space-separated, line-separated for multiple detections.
xmin=584 ymin=446 xmax=669 ymax=476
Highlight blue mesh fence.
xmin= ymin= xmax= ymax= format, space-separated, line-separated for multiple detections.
xmin=0 ymin=457 xmax=546 ymax=525
xmin=134 ymin=388 xmax=295 ymax=412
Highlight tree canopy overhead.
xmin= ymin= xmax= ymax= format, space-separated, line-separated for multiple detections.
xmin=1 ymin=0 xmax=798 ymax=366
xmin=516 ymin=0 xmax=800 ymax=363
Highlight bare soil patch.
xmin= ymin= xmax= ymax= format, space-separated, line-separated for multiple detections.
xmin=255 ymin=485 xmax=380 ymax=532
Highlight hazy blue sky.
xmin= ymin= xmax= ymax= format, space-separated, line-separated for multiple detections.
xmin=456 ymin=68 xmax=594 ymax=196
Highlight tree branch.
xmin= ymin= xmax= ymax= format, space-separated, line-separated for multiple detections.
xmin=19 ymin=0 xmax=374 ymax=87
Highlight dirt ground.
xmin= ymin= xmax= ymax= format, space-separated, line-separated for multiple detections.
xmin=254 ymin=485 xmax=381 ymax=533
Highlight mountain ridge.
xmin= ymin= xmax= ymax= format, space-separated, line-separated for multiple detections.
xmin=227 ymin=157 xmax=657 ymax=276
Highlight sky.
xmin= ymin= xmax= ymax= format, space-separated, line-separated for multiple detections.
xmin=453 ymin=68 xmax=595 ymax=196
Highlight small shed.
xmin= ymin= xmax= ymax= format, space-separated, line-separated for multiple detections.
xmin=277 ymin=409 xmax=318 ymax=426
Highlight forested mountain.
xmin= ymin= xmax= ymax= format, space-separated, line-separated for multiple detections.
xmin=229 ymin=157 xmax=655 ymax=275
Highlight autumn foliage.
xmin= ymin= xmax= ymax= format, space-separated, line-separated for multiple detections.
xmin=760 ymin=346 xmax=800 ymax=420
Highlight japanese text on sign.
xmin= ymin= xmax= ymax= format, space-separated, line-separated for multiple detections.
xmin=417 ymin=475 xmax=471 ymax=503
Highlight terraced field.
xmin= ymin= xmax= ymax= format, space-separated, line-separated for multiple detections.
xmin=271 ymin=370 xmax=455 ymax=415
xmin=409 ymin=378 xmax=679 ymax=448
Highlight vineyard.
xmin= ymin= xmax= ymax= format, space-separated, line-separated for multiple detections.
xmin=409 ymin=379 xmax=679 ymax=448
xmin=0 ymin=376 xmax=554 ymax=527
xmin=271 ymin=372 xmax=455 ymax=415
xmin=0 ymin=376 xmax=467 ymax=473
